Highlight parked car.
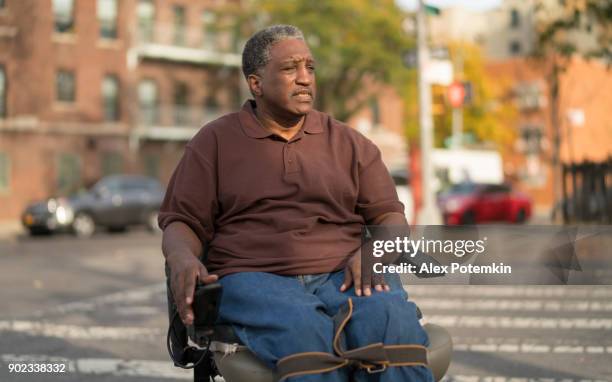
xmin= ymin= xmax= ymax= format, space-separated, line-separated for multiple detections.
xmin=22 ymin=175 xmax=165 ymax=237
xmin=437 ymin=182 xmax=531 ymax=225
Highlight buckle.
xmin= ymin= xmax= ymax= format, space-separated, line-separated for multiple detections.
xmin=365 ymin=364 xmax=387 ymax=374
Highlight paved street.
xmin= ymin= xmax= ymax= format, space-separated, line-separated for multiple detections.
xmin=0 ymin=231 xmax=611 ymax=382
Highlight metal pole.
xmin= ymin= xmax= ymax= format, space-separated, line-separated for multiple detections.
xmin=417 ymin=0 xmax=440 ymax=224
xmin=451 ymin=48 xmax=463 ymax=149
xmin=451 ymin=107 xmax=462 ymax=149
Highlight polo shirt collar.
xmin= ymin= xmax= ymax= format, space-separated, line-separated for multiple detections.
xmin=238 ymin=100 xmax=324 ymax=139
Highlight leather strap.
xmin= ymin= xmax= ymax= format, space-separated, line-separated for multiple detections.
xmin=276 ymin=298 xmax=428 ymax=381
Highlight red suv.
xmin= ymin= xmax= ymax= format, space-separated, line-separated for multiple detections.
xmin=438 ymin=183 xmax=532 ymax=225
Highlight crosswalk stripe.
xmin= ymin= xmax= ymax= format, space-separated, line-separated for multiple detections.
xmin=0 ymin=354 xmax=194 ymax=380
xmin=0 ymin=321 xmax=162 ymax=341
xmin=440 ymin=375 xmax=608 ymax=382
xmin=412 ymin=298 xmax=612 ymax=312
xmin=3 ymin=354 xmax=607 ymax=381
xmin=451 ymin=337 xmax=612 ymax=355
xmin=31 ymin=283 xmax=167 ymax=317
xmin=404 ymin=285 xmax=612 ymax=299
xmin=452 ymin=343 xmax=612 ymax=354
xmin=426 ymin=315 xmax=612 ymax=330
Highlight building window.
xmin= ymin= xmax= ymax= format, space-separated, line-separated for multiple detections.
xmin=0 ymin=65 xmax=5 ymax=118
xmin=53 ymin=0 xmax=75 ymax=33
xmin=137 ymin=0 xmax=155 ymax=42
xmin=173 ymin=82 xmax=189 ymax=125
xmin=56 ymin=70 xmax=75 ymax=102
xmin=509 ymin=40 xmax=522 ymax=55
xmin=173 ymin=5 xmax=186 ymax=46
xmin=143 ymin=154 xmax=160 ymax=178
xmin=138 ymin=79 xmax=158 ymax=125
xmin=102 ymin=75 xmax=120 ymax=121
xmin=97 ymin=0 xmax=118 ymax=39
xmin=101 ymin=151 xmax=123 ymax=176
xmin=201 ymin=10 xmax=217 ymax=49
xmin=516 ymin=81 xmax=543 ymax=111
xmin=204 ymin=93 xmax=219 ymax=121
xmin=57 ymin=153 xmax=81 ymax=195
xmin=0 ymin=152 xmax=9 ymax=193
xmin=520 ymin=126 xmax=543 ymax=155
xmin=230 ymin=19 xmax=242 ymax=52
xmin=510 ymin=9 xmax=520 ymax=28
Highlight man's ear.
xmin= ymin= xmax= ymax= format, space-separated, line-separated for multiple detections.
xmin=247 ymin=74 xmax=263 ymax=97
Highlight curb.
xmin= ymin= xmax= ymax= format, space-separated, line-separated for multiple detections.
xmin=0 ymin=220 xmax=24 ymax=242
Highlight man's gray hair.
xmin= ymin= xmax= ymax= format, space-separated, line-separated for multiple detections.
xmin=242 ymin=24 xmax=305 ymax=78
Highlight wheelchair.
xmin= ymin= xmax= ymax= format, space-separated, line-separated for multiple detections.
xmin=165 ymin=263 xmax=453 ymax=382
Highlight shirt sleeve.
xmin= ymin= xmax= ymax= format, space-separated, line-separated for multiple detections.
xmin=158 ymin=145 xmax=218 ymax=245
xmin=356 ymin=139 xmax=404 ymax=222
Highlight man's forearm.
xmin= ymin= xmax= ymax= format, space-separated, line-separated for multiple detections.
xmin=161 ymin=221 xmax=203 ymax=263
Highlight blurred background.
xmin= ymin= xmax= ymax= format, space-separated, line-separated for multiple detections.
xmin=0 ymin=0 xmax=611 ymax=381
xmin=0 ymin=0 xmax=611 ymax=234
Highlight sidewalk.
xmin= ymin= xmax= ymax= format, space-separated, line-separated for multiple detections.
xmin=0 ymin=219 xmax=24 ymax=242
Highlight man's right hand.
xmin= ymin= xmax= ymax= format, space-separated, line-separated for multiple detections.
xmin=167 ymin=252 xmax=218 ymax=325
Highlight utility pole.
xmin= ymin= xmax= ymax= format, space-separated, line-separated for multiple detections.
xmin=417 ymin=0 xmax=440 ymax=224
xmin=451 ymin=49 xmax=464 ymax=149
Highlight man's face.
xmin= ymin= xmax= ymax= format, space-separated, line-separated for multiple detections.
xmin=252 ymin=38 xmax=316 ymax=117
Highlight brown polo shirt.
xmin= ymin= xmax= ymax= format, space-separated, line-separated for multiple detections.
xmin=158 ymin=100 xmax=403 ymax=277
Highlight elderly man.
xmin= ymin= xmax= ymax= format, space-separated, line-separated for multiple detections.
xmin=159 ymin=25 xmax=433 ymax=382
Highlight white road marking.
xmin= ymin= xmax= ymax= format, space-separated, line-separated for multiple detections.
xmin=31 ymin=283 xmax=167 ymax=316
xmin=0 ymin=321 xmax=162 ymax=341
xmin=453 ymin=341 xmax=612 ymax=354
xmin=440 ymin=375 xmax=609 ymax=382
xmin=405 ymin=285 xmax=612 ymax=299
xmin=427 ymin=315 xmax=612 ymax=330
xmin=27 ymin=283 xmax=166 ymax=317
xmin=412 ymin=298 xmax=612 ymax=312
xmin=451 ymin=334 xmax=612 ymax=354
xmin=2 ymin=354 xmax=606 ymax=382
xmin=0 ymin=354 xmax=194 ymax=380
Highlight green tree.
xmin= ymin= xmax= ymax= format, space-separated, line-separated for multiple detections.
xmin=225 ymin=0 xmax=414 ymax=122
xmin=438 ymin=42 xmax=516 ymax=150
xmin=401 ymin=42 xmax=517 ymax=150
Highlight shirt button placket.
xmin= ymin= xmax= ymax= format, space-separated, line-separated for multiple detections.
xmin=285 ymin=142 xmax=298 ymax=173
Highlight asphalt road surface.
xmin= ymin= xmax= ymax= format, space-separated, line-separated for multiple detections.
xmin=0 ymin=230 xmax=610 ymax=382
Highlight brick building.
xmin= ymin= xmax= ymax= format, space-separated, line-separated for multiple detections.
xmin=0 ymin=0 xmax=245 ymax=221
xmin=426 ymin=0 xmax=611 ymax=215
xmin=0 ymin=0 xmax=409 ymax=223
xmin=486 ymin=56 xmax=612 ymax=213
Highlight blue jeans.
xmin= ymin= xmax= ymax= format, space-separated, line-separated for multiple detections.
xmin=217 ymin=270 xmax=434 ymax=382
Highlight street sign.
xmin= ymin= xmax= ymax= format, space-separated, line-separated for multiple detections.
xmin=402 ymin=47 xmax=450 ymax=69
xmin=448 ymin=81 xmax=465 ymax=107
xmin=425 ymin=4 xmax=441 ymax=15
xmin=425 ymin=59 xmax=453 ymax=85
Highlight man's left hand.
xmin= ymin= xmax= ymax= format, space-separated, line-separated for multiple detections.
xmin=340 ymin=249 xmax=390 ymax=296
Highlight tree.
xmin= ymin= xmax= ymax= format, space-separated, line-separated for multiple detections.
xmin=440 ymin=42 xmax=516 ymax=150
xmin=401 ymin=42 xmax=517 ymax=150
xmin=532 ymin=0 xmax=611 ymax=209
xmin=223 ymin=0 xmax=414 ymax=122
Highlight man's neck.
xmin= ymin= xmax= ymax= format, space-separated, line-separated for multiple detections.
xmin=253 ymin=103 xmax=305 ymax=141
